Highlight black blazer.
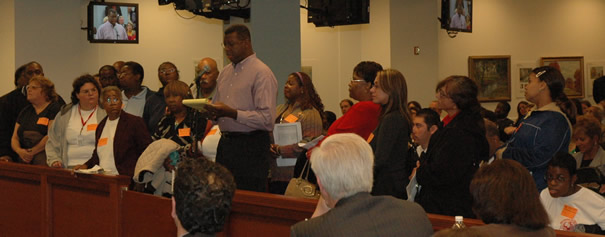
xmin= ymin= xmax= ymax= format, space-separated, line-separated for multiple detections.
xmin=416 ymin=108 xmax=489 ymax=218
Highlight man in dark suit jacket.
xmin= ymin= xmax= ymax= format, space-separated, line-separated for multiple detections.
xmin=291 ymin=134 xmax=433 ymax=237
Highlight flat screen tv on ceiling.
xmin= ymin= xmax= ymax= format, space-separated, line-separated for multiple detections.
xmin=307 ymin=0 xmax=369 ymax=27
xmin=441 ymin=0 xmax=472 ymax=32
xmin=87 ymin=1 xmax=139 ymax=43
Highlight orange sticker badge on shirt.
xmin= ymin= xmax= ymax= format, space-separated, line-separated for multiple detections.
xmin=98 ymin=137 xmax=108 ymax=147
xmin=37 ymin=117 xmax=49 ymax=126
xmin=284 ymin=114 xmax=299 ymax=123
xmin=207 ymin=128 xmax=218 ymax=136
xmin=87 ymin=124 xmax=98 ymax=131
xmin=178 ymin=128 xmax=191 ymax=137
xmin=366 ymin=133 xmax=375 ymax=143
xmin=561 ymin=205 xmax=578 ymax=219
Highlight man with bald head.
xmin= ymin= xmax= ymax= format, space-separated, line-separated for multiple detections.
xmin=113 ymin=61 xmax=125 ymax=72
xmin=194 ymin=57 xmax=219 ymax=100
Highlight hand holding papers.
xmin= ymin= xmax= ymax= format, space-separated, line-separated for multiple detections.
xmin=273 ymin=122 xmax=302 ymax=167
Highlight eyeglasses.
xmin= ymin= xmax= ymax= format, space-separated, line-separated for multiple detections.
xmin=26 ymin=85 xmax=41 ymax=90
xmin=544 ymin=174 xmax=568 ymax=183
xmin=105 ymin=98 xmax=120 ymax=104
xmin=436 ymin=89 xmax=449 ymax=98
xmin=159 ymin=68 xmax=176 ymax=74
xmin=351 ymin=78 xmax=366 ymax=83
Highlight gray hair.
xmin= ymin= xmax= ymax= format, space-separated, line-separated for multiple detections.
xmin=310 ymin=133 xmax=374 ymax=200
xmin=101 ymin=86 xmax=121 ymax=102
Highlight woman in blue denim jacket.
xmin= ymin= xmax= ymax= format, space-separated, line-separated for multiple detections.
xmin=497 ymin=66 xmax=575 ymax=191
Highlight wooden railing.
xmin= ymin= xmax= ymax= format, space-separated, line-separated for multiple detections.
xmin=0 ymin=162 xmax=600 ymax=236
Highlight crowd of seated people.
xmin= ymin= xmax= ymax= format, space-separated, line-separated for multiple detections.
xmin=5 ymin=48 xmax=605 ymax=236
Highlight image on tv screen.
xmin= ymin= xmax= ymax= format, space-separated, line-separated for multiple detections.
xmin=89 ymin=2 xmax=138 ymax=43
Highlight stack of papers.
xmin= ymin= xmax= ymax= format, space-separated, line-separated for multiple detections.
xmin=182 ymin=98 xmax=209 ymax=111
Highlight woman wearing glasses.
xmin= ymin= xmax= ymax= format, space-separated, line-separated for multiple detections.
xmin=327 ymin=61 xmax=383 ymax=139
xmin=46 ymin=75 xmax=106 ymax=168
xmin=11 ymin=76 xmax=63 ymax=165
xmin=415 ymin=75 xmax=489 ymax=217
xmin=75 ymin=86 xmax=152 ymax=177
xmin=293 ymin=61 xmax=383 ymax=187
xmin=540 ymin=152 xmax=605 ymax=234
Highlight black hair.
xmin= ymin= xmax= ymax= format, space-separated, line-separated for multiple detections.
xmin=14 ymin=64 xmax=26 ymax=87
xmin=548 ymin=152 xmax=577 ymax=177
xmin=593 ymin=76 xmax=605 ymax=104
xmin=353 ymin=61 xmax=383 ymax=85
xmin=416 ymin=108 xmax=442 ymax=130
xmin=533 ymin=66 xmax=576 ymax=124
xmin=224 ymin=24 xmax=251 ymax=41
xmin=98 ymin=65 xmax=117 ymax=75
xmin=124 ymin=61 xmax=144 ymax=83
xmin=408 ymin=101 xmax=422 ymax=110
xmin=323 ymin=111 xmax=337 ymax=131
xmin=174 ymin=158 xmax=236 ymax=235
xmin=71 ymin=74 xmax=101 ymax=105
xmin=571 ymin=98 xmax=583 ymax=115
xmin=497 ymin=101 xmax=511 ymax=116
xmin=436 ymin=75 xmax=481 ymax=111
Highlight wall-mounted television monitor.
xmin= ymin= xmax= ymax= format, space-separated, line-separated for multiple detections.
xmin=88 ymin=2 xmax=139 ymax=43
xmin=440 ymin=0 xmax=472 ymax=32
xmin=307 ymin=0 xmax=369 ymax=27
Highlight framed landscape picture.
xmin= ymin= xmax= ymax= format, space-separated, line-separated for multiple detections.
xmin=468 ymin=56 xmax=511 ymax=102
xmin=540 ymin=56 xmax=584 ymax=98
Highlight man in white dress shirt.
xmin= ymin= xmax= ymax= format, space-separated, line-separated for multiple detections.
xmin=96 ymin=9 xmax=127 ymax=40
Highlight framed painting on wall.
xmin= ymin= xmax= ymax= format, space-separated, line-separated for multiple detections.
xmin=540 ymin=56 xmax=584 ymax=98
xmin=468 ymin=56 xmax=511 ymax=102
xmin=516 ymin=62 xmax=535 ymax=99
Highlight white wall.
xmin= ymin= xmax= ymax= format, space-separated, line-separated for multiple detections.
xmin=438 ymin=0 xmax=605 ymax=115
xmin=390 ymin=0 xmax=439 ymax=108
xmin=0 ymin=0 xmax=15 ymax=95
xmin=300 ymin=0 xmax=391 ymax=115
xmin=12 ymin=0 xmax=224 ymax=100
xmin=8 ymin=0 xmax=605 ymax=118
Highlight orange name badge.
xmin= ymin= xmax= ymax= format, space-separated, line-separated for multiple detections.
xmin=178 ymin=128 xmax=191 ymax=137
xmin=366 ymin=133 xmax=375 ymax=143
xmin=98 ymin=137 xmax=108 ymax=147
xmin=87 ymin=124 xmax=98 ymax=131
xmin=207 ymin=128 xmax=218 ymax=136
xmin=561 ymin=205 xmax=578 ymax=219
xmin=284 ymin=114 xmax=299 ymax=123
xmin=37 ymin=117 xmax=49 ymax=126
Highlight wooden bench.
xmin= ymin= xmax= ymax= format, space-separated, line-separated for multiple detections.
xmin=0 ymin=162 xmax=600 ymax=236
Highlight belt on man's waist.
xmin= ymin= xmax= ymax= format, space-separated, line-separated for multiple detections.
xmin=221 ymin=130 xmax=267 ymax=138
